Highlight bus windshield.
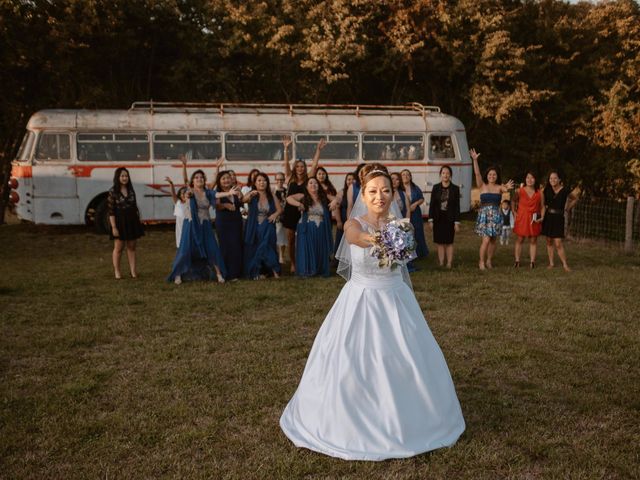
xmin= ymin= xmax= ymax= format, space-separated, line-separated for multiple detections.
xmin=16 ymin=131 xmax=35 ymax=161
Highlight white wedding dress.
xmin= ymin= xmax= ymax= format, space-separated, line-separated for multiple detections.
xmin=280 ymin=217 xmax=465 ymax=461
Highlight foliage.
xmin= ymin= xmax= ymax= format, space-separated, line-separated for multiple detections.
xmin=1 ymin=0 xmax=639 ymax=207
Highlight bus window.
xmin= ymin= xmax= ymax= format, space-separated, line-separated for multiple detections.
xmin=16 ymin=131 xmax=36 ymax=161
xmin=295 ymin=134 xmax=358 ymax=160
xmin=225 ymin=133 xmax=283 ymax=161
xmin=362 ymin=134 xmax=424 ymax=161
xmin=35 ymin=133 xmax=71 ymax=161
xmin=77 ymin=133 xmax=149 ymax=161
xmin=153 ymin=133 xmax=222 ymax=160
xmin=429 ymin=135 xmax=456 ymax=160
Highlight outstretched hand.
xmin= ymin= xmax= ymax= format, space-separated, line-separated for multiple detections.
xmin=215 ymin=157 xmax=224 ymax=169
xmin=317 ymin=137 xmax=327 ymax=150
xmin=164 ymin=176 xmax=174 ymax=184
xmin=282 ymin=136 xmax=292 ymax=149
xmin=469 ymin=148 xmax=480 ymax=162
xmin=179 ymin=154 xmax=187 ymax=165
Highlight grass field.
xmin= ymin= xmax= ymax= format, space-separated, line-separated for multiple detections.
xmin=1 ymin=219 xmax=639 ymax=479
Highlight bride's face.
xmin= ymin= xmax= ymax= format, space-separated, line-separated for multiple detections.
xmin=363 ymin=175 xmax=393 ymax=216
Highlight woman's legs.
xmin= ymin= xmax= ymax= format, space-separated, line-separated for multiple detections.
xmin=529 ymin=236 xmax=538 ymax=266
xmin=125 ymin=240 xmax=137 ymax=277
xmin=486 ymin=237 xmax=497 ymax=268
xmin=445 ymin=244 xmax=454 ymax=268
xmin=287 ymin=228 xmax=296 ymax=273
xmin=112 ymin=239 xmax=124 ymax=279
xmin=436 ymin=244 xmax=446 ymax=266
xmin=554 ymin=238 xmax=570 ymax=271
xmin=546 ymin=237 xmax=555 ymax=268
xmin=514 ymin=235 xmax=524 ymax=264
xmin=479 ymin=236 xmax=490 ymax=269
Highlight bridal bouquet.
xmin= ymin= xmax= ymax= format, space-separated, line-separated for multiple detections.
xmin=369 ymin=217 xmax=417 ymax=268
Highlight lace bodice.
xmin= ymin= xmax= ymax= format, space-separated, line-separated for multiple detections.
xmin=194 ymin=192 xmax=211 ymax=222
xmin=349 ymin=217 xmax=403 ymax=282
xmin=257 ymin=202 xmax=271 ymax=224
xmin=305 ymin=203 xmax=325 ymax=227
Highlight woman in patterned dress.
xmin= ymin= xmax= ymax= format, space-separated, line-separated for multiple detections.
xmin=471 ymin=148 xmax=514 ymax=270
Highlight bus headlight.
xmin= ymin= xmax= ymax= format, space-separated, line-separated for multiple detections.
xmin=8 ymin=177 xmax=18 ymax=189
xmin=9 ymin=190 xmax=19 ymax=204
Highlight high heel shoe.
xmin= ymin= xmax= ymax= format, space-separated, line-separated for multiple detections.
xmin=530 ymin=262 xmax=535 ymax=269
xmin=513 ymin=261 xmax=520 ymax=268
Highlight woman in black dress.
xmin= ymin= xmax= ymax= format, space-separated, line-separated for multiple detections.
xmin=108 ymin=167 xmax=144 ymax=279
xmin=281 ymin=136 xmax=326 ymax=273
xmin=428 ymin=166 xmax=461 ymax=268
xmin=215 ymin=170 xmax=244 ymax=280
xmin=541 ymin=171 xmax=578 ymax=271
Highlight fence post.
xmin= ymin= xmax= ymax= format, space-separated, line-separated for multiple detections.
xmin=625 ymin=196 xmax=634 ymax=254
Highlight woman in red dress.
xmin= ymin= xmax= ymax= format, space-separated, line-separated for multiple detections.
xmin=513 ymin=172 xmax=545 ymax=268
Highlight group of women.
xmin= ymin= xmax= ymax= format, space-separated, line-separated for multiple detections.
xmin=105 ymin=144 xmax=577 ymax=281
xmin=470 ymin=149 xmax=578 ymax=271
xmin=105 ymin=138 xmax=431 ymax=281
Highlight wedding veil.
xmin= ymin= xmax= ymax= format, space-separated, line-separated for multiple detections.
xmin=335 ymin=192 xmax=413 ymax=289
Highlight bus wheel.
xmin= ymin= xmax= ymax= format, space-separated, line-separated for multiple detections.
xmin=85 ymin=194 xmax=110 ymax=234
xmin=94 ymin=199 xmax=111 ymax=234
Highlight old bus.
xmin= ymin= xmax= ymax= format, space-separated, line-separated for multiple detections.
xmin=9 ymin=102 xmax=472 ymax=231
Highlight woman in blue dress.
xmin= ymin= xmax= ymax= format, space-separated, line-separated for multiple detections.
xmin=287 ymin=177 xmax=333 ymax=277
xmin=391 ymin=172 xmax=410 ymax=218
xmin=346 ymin=163 xmax=366 ymax=219
xmin=470 ymin=148 xmax=514 ymax=270
xmin=334 ymin=172 xmax=355 ymax=254
xmin=244 ymin=173 xmax=283 ymax=279
xmin=401 ymin=169 xmax=429 ymax=258
xmin=168 ymin=160 xmax=240 ymax=284
xmin=214 ymin=170 xmax=244 ymax=280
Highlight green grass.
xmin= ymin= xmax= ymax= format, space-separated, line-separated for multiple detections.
xmin=1 ymin=220 xmax=639 ymax=479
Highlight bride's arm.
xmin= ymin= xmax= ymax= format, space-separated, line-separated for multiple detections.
xmin=344 ymin=219 xmax=375 ymax=248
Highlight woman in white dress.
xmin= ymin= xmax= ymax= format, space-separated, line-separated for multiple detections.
xmin=280 ymin=163 xmax=465 ymax=461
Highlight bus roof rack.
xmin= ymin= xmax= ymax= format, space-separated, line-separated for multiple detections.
xmin=129 ymin=101 xmax=441 ymax=117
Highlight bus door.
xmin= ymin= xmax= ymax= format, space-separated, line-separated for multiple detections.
xmin=31 ymin=132 xmax=80 ymax=224
xmin=151 ymin=133 xmax=223 ymax=220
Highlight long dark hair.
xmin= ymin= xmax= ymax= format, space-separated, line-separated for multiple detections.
xmin=483 ymin=166 xmax=502 ymax=185
xmin=353 ymin=163 xmax=366 ymax=186
xmin=252 ymin=172 xmax=275 ymax=203
xmin=301 ymin=176 xmax=328 ymax=211
xmin=316 ymin=166 xmax=337 ymax=196
xmin=215 ymin=170 xmax=232 ymax=192
xmin=342 ymin=172 xmax=355 ymax=198
xmin=246 ymin=168 xmax=260 ymax=189
xmin=190 ymin=169 xmax=206 ymax=188
xmin=522 ymin=170 xmax=539 ymax=190
xmin=112 ymin=167 xmax=135 ymax=196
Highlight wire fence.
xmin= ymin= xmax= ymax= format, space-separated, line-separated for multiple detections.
xmin=567 ymin=196 xmax=640 ymax=252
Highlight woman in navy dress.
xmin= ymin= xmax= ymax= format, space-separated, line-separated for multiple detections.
xmin=401 ymin=169 xmax=429 ymax=258
xmin=470 ymin=148 xmax=514 ymax=270
xmin=391 ymin=172 xmax=410 ymax=218
xmin=215 ymin=170 xmax=244 ymax=280
xmin=281 ymin=136 xmax=326 ymax=272
xmin=168 ymin=160 xmax=239 ymax=284
xmin=346 ymin=163 xmax=366 ymax=218
xmin=244 ymin=173 xmax=283 ymax=279
xmin=287 ymin=177 xmax=333 ymax=277
xmin=334 ymin=172 xmax=355 ymax=253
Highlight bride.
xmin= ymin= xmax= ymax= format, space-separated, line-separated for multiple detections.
xmin=280 ymin=163 xmax=465 ymax=461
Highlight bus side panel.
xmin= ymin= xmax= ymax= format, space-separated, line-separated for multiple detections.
xmin=10 ymin=163 xmax=35 ymax=222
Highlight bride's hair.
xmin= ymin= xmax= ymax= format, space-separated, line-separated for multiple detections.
xmin=359 ymin=163 xmax=393 ymax=190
